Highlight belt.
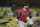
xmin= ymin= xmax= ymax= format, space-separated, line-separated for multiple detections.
xmin=20 ymin=20 xmax=27 ymax=23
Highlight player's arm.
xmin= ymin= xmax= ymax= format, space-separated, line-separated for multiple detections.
xmin=29 ymin=11 xmax=32 ymax=19
xmin=17 ymin=10 xmax=21 ymax=20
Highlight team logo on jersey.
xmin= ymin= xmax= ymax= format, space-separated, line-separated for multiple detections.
xmin=21 ymin=13 xmax=29 ymax=16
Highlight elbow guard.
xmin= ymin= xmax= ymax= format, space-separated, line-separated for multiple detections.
xmin=29 ymin=15 xmax=32 ymax=19
xmin=17 ymin=16 xmax=20 ymax=20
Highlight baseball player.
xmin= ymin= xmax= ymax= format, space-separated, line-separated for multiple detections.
xmin=17 ymin=3 xmax=32 ymax=27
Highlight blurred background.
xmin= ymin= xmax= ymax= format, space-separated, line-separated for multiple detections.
xmin=0 ymin=0 xmax=40 ymax=27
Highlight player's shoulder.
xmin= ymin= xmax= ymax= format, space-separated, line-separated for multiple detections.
xmin=28 ymin=9 xmax=31 ymax=12
xmin=19 ymin=9 xmax=23 ymax=12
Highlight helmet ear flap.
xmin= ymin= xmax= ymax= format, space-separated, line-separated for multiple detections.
xmin=26 ymin=8 xmax=29 ymax=10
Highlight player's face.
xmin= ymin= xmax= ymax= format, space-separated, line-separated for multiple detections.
xmin=24 ymin=6 xmax=29 ymax=9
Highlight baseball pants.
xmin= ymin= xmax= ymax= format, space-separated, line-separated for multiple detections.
xmin=19 ymin=20 xmax=27 ymax=27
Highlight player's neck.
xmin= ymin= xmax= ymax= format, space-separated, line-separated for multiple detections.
xmin=23 ymin=8 xmax=27 ymax=11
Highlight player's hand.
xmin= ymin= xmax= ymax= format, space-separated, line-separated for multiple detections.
xmin=16 ymin=19 xmax=19 ymax=24
xmin=13 ymin=19 xmax=19 ymax=24
xmin=26 ymin=17 xmax=30 ymax=20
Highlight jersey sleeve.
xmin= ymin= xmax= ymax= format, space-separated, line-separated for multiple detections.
xmin=17 ymin=10 xmax=21 ymax=20
xmin=29 ymin=11 xmax=31 ymax=15
xmin=18 ymin=10 xmax=21 ymax=16
xmin=29 ymin=10 xmax=32 ymax=19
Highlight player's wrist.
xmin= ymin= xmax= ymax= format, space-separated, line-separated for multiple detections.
xmin=16 ymin=19 xmax=18 ymax=20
